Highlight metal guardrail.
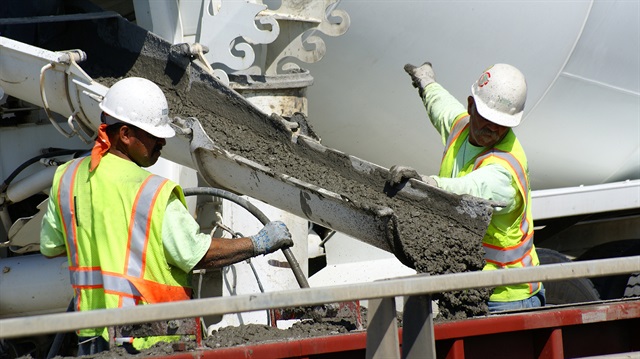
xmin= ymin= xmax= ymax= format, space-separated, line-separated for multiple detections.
xmin=1 ymin=255 xmax=639 ymax=339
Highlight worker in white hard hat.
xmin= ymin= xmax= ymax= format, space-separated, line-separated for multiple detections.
xmin=40 ymin=77 xmax=294 ymax=355
xmin=389 ymin=63 xmax=545 ymax=312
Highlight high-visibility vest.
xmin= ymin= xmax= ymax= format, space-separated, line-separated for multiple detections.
xmin=439 ymin=114 xmax=541 ymax=302
xmin=53 ymin=155 xmax=192 ymax=339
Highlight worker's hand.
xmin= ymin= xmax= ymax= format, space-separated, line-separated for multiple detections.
xmin=388 ymin=165 xmax=421 ymax=186
xmin=404 ymin=62 xmax=436 ymax=95
xmin=250 ymin=221 xmax=293 ymax=256
xmin=387 ymin=165 xmax=437 ymax=187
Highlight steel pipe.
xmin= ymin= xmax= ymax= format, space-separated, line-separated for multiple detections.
xmin=2 ymin=255 xmax=639 ymax=339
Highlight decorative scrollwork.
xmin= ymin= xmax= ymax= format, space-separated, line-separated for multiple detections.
xmin=195 ymin=0 xmax=350 ymax=77
xmin=198 ymin=0 xmax=280 ymax=72
xmin=263 ymin=0 xmax=350 ymax=75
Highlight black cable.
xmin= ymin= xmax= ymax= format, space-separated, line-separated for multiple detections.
xmin=1 ymin=149 xmax=87 ymax=191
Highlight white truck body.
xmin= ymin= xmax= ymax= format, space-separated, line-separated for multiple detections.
xmin=0 ymin=1 xmax=638 ymax=356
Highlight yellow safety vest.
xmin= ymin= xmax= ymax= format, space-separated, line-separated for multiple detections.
xmin=53 ymin=155 xmax=192 ymax=341
xmin=439 ymin=114 xmax=541 ymax=302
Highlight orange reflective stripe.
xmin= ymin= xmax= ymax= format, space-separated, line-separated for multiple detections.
xmin=474 ymin=150 xmax=534 ymax=265
xmin=474 ymin=150 xmax=531 ymax=233
xmin=483 ymin=233 xmax=534 ymax=266
xmin=74 ymin=288 xmax=82 ymax=312
xmin=474 ymin=150 xmax=528 ymax=195
xmin=529 ymin=281 xmax=540 ymax=293
xmin=442 ymin=114 xmax=470 ymax=161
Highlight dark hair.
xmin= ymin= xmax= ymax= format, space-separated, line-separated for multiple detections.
xmin=105 ymin=122 xmax=127 ymax=137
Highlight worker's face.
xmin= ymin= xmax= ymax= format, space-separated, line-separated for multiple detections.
xmin=467 ymin=96 xmax=509 ymax=147
xmin=121 ymin=126 xmax=166 ymax=167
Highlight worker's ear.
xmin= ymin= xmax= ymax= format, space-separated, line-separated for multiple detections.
xmin=118 ymin=125 xmax=136 ymax=146
xmin=467 ymin=96 xmax=475 ymax=113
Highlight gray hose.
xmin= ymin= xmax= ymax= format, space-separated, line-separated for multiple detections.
xmin=182 ymin=187 xmax=310 ymax=289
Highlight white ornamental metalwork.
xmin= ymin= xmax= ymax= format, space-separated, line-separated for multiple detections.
xmin=196 ymin=0 xmax=349 ymax=77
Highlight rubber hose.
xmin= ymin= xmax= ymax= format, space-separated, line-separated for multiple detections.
xmin=182 ymin=187 xmax=310 ymax=288
xmin=1 ymin=149 xmax=86 ymax=190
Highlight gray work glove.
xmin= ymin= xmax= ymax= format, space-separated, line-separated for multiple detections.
xmin=404 ymin=62 xmax=436 ymax=96
xmin=388 ymin=165 xmax=437 ymax=187
xmin=250 ymin=221 xmax=293 ymax=256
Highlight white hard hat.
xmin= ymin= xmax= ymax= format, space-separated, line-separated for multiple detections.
xmin=471 ymin=64 xmax=527 ymax=127
xmin=99 ymin=77 xmax=175 ymax=138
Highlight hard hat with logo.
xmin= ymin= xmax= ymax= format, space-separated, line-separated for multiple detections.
xmin=99 ymin=77 xmax=175 ymax=138
xmin=471 ymin=64 xmax=527 ymax=127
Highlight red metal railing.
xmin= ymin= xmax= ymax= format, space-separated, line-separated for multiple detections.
xmin=151 ymin=299 xmax=640 ymax=359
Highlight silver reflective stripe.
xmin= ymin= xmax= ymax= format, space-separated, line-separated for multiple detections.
xmin=70 ymin=269 xmax=144 ymax=301
xmin=121 ymin=297 xmax=137 ymax=307
xmin=70 ymin=269 xmax=103 ymax=287
xmin=58 ymin=158 xmax=86 ymax=268
xmin=483 ymin=234 xmax=534 ymax=265
xmin=103 ymin=273 xmax=142 ymax=297
xmin=531 ymin=281 xmax=540 ymax=292
xmin=126 ymin=175 xmax=167 ymax=278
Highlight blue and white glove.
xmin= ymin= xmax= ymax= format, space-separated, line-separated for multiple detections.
xmin=250 ymin=221 xmax=293 ymax=256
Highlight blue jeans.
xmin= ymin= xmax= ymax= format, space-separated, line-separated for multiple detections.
xmin=488 ymin=285 xmax=546 ymax=312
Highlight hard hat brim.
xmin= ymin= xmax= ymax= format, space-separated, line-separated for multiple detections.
xmin=471 ymin=86 xmax=523 ymax=128
xmin=137 ymin=121 xmax=176 ymax=139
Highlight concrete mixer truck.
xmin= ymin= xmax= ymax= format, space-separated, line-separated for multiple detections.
xmin=0 ymin=0 xmax=639 ymax=358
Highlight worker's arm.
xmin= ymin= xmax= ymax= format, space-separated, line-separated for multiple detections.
xmin=431 ymin=164 xmax=520 ymax=214
xmin=422 ymin=82 xmax=467 ymax=145
xmin=161 ymin=195 xmax=213 ymax=272
xmin=404 ymin=62 xmax=466 ymax=144
xmin=40 ymin=194 xmax=67 ymax=258
xmin=195 ymin=221 xmax=293 ymax=270
xmin=385 ymin=83 xmax=466 ymax=187
xmin=161 ymin=195 xmax=292 ymax=272
xmin=195 ymin=237 xmax=255 ymax=270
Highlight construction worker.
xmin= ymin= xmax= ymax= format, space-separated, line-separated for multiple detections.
xmin=40 ymin=77 xmax=294 ymax=355
xmin=390 ymin=62 xmax=545 ymax=312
